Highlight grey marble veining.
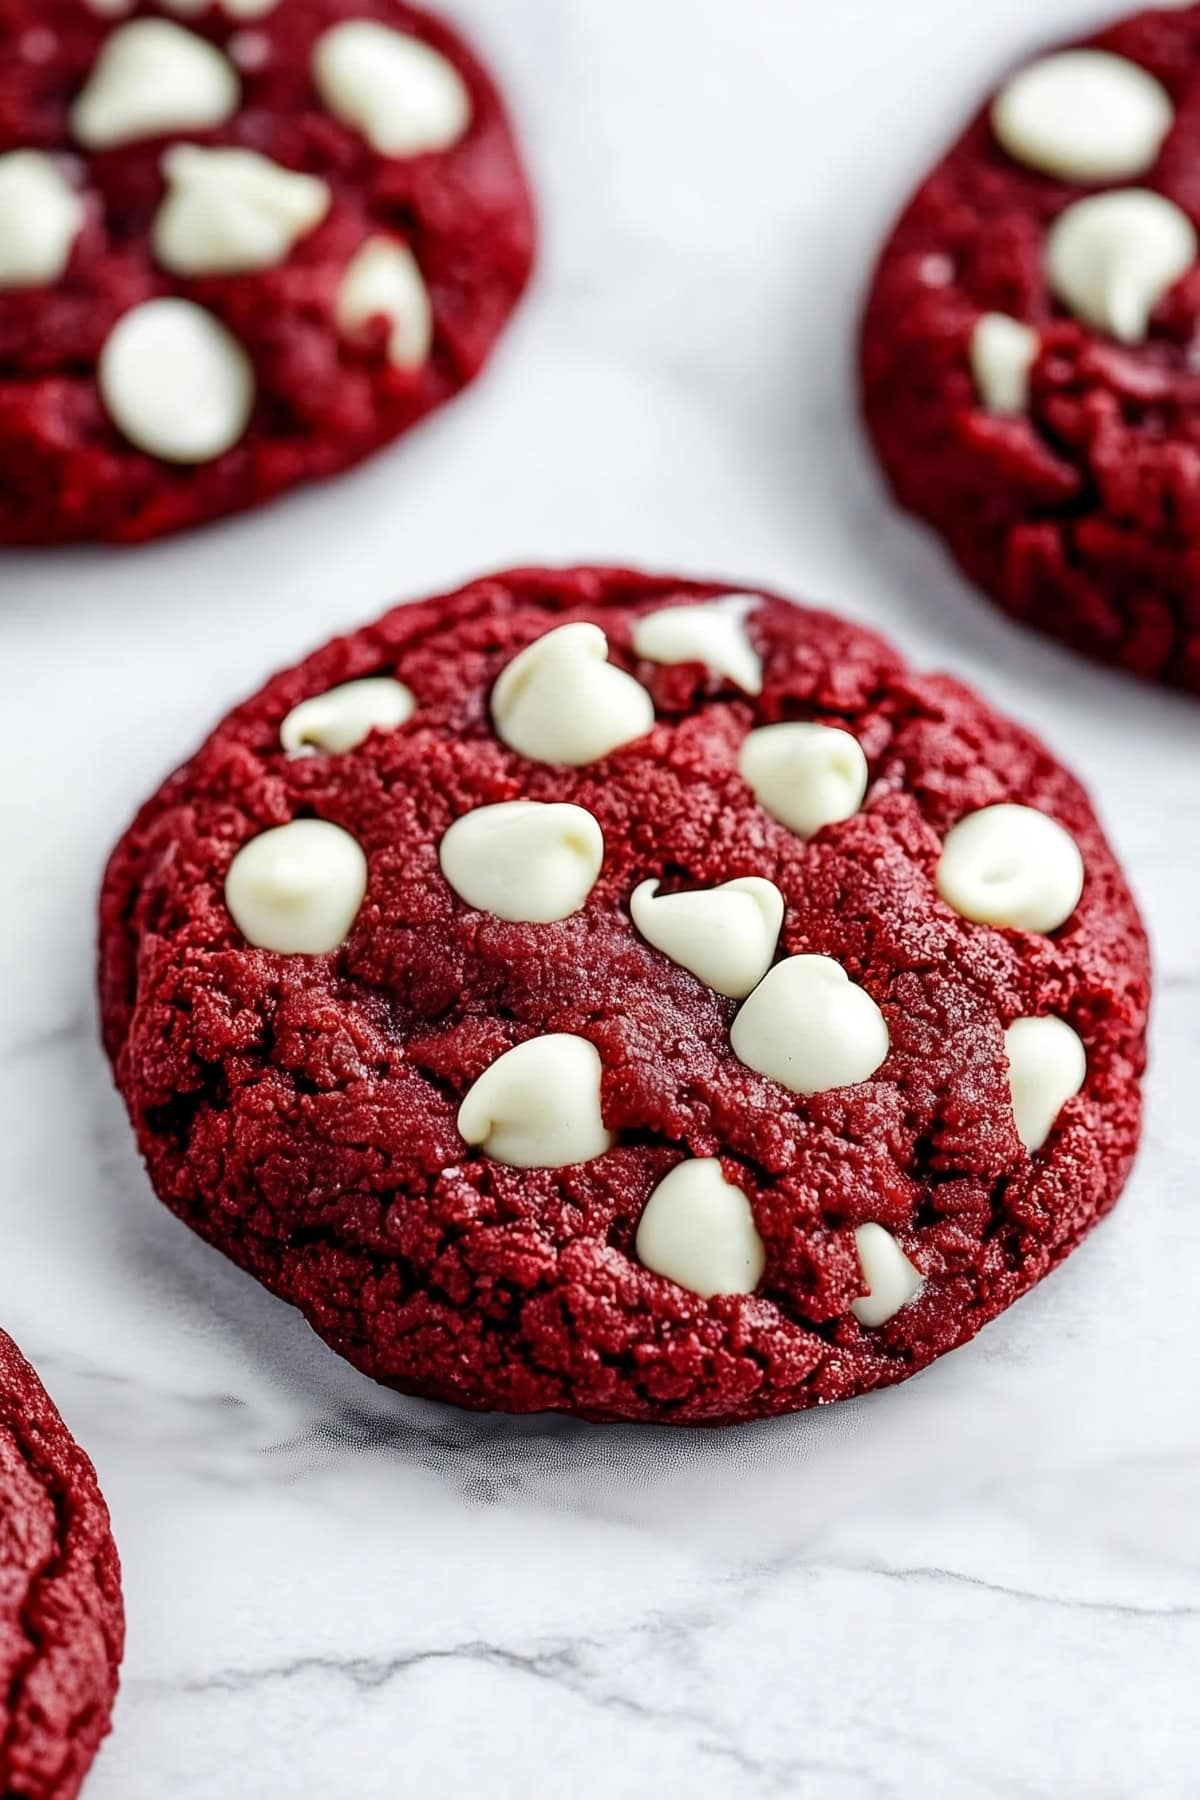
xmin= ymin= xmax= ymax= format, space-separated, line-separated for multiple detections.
xmin=1 ymin=2 xmax=1197 ymax=1795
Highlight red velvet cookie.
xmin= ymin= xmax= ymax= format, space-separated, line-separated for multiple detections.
xmin=0 ymin=0 xmax=534 ymax=543
xmin=100 ymin=568 xmax=1150 ymax=1425
xmin=0 ymin=1331 xmax=123 ymax=1799
xmin=862 ymin=7 xmax=1200 ymax=694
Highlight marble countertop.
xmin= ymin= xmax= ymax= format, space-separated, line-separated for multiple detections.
xmin=2 ymin=1 xmax=1197 ymax=1795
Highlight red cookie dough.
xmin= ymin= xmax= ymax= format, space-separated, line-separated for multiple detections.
xmin=0 ymin=0 xmax=534 ymax=544
xmin=99 ymin=567 xmax=1150 ymax=1425
xmin=861 ymin=7 xmax=1200 ymax=694
xmin=0 ymin=1331 xmax=123 ymax=1799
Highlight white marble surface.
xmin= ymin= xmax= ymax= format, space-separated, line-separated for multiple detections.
xmin=2 ymin=2 xmax=1198 ymax=1794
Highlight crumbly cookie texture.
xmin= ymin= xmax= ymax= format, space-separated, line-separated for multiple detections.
xmin=100 ymin=567 xmax=1150 ymax=1426
xmin=0 ymin=1331 xmax=124 ymax=1800
xmin=0 ymin=0 xmax=533 ymax=542
xmin=861 ymin=8 xmax=1200 ymax=693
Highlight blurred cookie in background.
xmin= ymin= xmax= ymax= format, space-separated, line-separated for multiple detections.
xmin=0 ymin=1328 xmax=123 ymax=1799
xmin=862 ymin=7 xmax=1200 ymax=694
xmin=0 ymin=0 xmax=535 ymax=543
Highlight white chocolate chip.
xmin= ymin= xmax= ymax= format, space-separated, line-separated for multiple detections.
xmin=71 ymin=20 xmax=240 ymax=151
xmin=731 ymin=954 xmax=889 ymax=1096
xmin=225 ymin=819 xmax=367 ymax=954
xmin=739 ymin=722 xmax=868 ymax=840
xmin=631 ymin=595 xmax=763 ymax=695
xmin=1005 ymin=1015 xmax=1087 ymax=1153
xmin=153 ymin=145 xmax=330 ymax=277
xmin=313 ymin=21 xmax=471 ymax=157
xmin=635 ymin=1160 xmax=765 ymax=1299
xmin=335 ymin=236 xmax=433 ymax=370
xmin=98 ymin=298 xmax=255 ymax=463
xmin=491 ymin=623 xmax=655 ymax=768
xmin=851 ymin=1223 xmax=923 ymax=1328
xmin=439 ymin=802 xmax=604 ymax=923
xmin=970 ymin=312 xmax=1040 ymax=415
xmin=992 ymin=50 xmax=1173 ymax=182
xmin=280 ymin=678 xmax=415 ymax=756
xmin=1046 ymin=188 xmax=1197 ymax=344
xmin=937 ymin=804 xmax=1084 ymax=934
xmin=0 ymin=152 xmax=84 ymax=290
xmin=630 ymin=876 xmax=783 ymax=1000
xmin=457 ymin=1035 xmax=612 ymax=1168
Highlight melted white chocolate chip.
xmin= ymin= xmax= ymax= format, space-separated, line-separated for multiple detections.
xmin=71 ymin=20 xmax=240 ymax=151
xmin=335 ymin=237 xmax=434 ymax=370
xmin=280 ymin=678 xmax=415 ymax=756
xmin=440 ymin=802 xmax=604 ymax=923
xmin=98 ymin=298 xmax=255 ymax=463
xmin=313 ymin=21 xmax=471 ymax=157
xmin=1005 ymin=1015 xmax=1087 ymax=1153
xmin=225 ymin=819 xmax=367 ymax=954
xmin=631 ymin=595 xmax=763 ymax=694
xmin=937 ymin=804 xmax=1084 ymax=934
xmin=851 ymin=1224 xmax=923 ymax=1328
xmin=1046 ymin=188 xmax=1197 ymax=344
xmin=992 ymin=50 xmax=1173 ymax=183
xmin=971 ymin=313 xmax=1039 ymax=415
xmin=635 ymin=1159 xmax=766 ymax=1299
xmin=630 ymin=876 xmax=783 ymax=1000
xmin=457 ymin=1035 xmax=612 ymax=1168
xmin=491 ymin=623 xmax=655 ymax=768
xmin=154 ymin=145 xmax=330 ymax=277
xmin=0 ymin=151 xmax=84 ymax=290
xmin=731 ymin=954 xmax=889 ymax=1096
xmin=739 ymin=722 xmax=868 ymax=840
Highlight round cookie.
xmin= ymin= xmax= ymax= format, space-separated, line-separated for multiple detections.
xmin=0 ymin=1331 xmax=123 ymax=1798
xmin=0 ymin=0 xmax=534 ymax=543
xmin=861 ymin=8 xmax=1200 ymax=694
xmin=99 ymin=567 xmax=1150 ymax=1426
